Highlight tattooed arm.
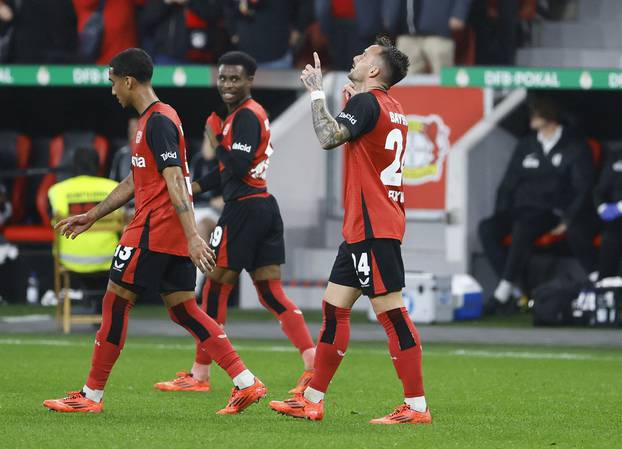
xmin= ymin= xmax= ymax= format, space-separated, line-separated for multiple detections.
xmin=55 ymin=174 xmax=134 ymax=239
xmin=162 ymin=166 xmax=215 ymax=273
xmin=310 ymin=99 xmax=352 ymax=150
xmin=301 ymin=52 xmax=352 ymax=150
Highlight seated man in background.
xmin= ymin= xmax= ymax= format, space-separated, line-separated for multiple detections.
xmin=49 ymin=147 xmax=122 ymax=312
xmin=593 ymin=147 xmax=622 ymax=280
xmin=479 ymin=96 xmax=597 ymax=313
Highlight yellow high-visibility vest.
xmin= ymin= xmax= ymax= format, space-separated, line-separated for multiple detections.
xmin=48 ymin=175 xmax=122 ymax=273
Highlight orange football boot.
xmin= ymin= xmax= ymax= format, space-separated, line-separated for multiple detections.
xmin=269 ymin=393 xmax=324 ymax=421
xmin=43 ymin=391 xmax=103 ymax=413
xmin=216 ymin=378 xmax=267 ymax=415
xmin=154 ymin=372 xmax=211 ymax=392
xmin=369 ymin=404 xmax=432 ymax=425
xmin=288 ymin=369 xmax=314 ymax=394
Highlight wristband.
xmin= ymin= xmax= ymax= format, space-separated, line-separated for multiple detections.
xmin=310 ymin=90 xmax=325 ymax=101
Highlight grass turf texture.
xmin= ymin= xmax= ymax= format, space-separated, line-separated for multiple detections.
xmin=1 ymin=334 xmax=620 ymax=449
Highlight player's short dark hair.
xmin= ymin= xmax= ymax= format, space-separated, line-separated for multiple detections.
xmin=109 ymin=48 xmax=154 ymax=83
xmin=73 ymin=147 xmax=100 ymax=176
xmin=528 ymin=95 xmax=560 ymax=123
xmin=374 ymin=36 xmax=409 ymax=88
xmin=217 ymin=51 xmax=258 ymax=77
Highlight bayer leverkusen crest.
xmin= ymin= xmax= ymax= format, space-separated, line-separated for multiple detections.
xmin=403 ymin=114 xmax=451 ymax=186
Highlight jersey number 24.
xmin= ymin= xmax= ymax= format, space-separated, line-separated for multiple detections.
xmin=380 ymin=128 xmax=405 ymax=187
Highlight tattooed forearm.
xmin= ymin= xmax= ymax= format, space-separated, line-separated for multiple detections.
xmin=311 ymin=99 xmax=351 ymax=150
xmin=162 ymin=165 xmax=201 ymax=240
xmin=174 ymin=201 xmax=191 ymax=214
xmin=88 ymin=174 xmax=134 ymax=221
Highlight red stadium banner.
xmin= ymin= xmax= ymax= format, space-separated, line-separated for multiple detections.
xmin=341 ymin=86 xmax=485 ymax=211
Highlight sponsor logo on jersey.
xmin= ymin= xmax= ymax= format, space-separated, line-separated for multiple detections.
xmin=160 ymin=151 xmax=178 ymax=161
xmin=222 ymin=123 xmax=231 ymax=135
xmin=135 ymin=130 xmax=143 ymax=144
xmin=232 ymin=142 xmax=252 ymax=153
xmin=402 ymin=114 xmax=451 ymax=186
xmin=338 ymin=112 xmax=357 ymax=125
xmin=131 ymin=154 xmax=146 ymax=168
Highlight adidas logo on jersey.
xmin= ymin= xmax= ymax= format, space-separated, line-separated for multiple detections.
xmin=338 ymin=112 xmax=357 ymax=125
xmin=232 ymin=142 xmax=252 ymax=153
xmin=131 ymin=155 xmax=146 ymax=168
xmin=160 ymin=151 xmax=177 ymax=161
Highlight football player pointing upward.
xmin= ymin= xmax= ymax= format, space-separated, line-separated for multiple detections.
xmin=270 ymin=37 xmax=431 ymax=425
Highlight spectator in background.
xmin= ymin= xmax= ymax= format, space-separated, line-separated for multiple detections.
xmin=224 ymin=0 xmax=313 ymax=69
xmin=315 ymin=0 xmax=396 ymax=71
xmin=315 ymin=0 xmax=360 ymax=71
xmin=593 ymin=148 xmax=622 ymax=280
xmin=139 ymin=0 xmax=225 ymax=64
xmin=0 ymin=0 xmax=14 ymax=62
xmin=479 ymin=96 xmax=597 ymax=313
xmin=73 ymin=0 xmax=140 ymax=64
xmin=388 ymin=0 xmax=471 ymax=74
xmin=9 ymin=0 xmax=77 ymax=63
xmin=470 ymin=0 xmax=519 ymax=65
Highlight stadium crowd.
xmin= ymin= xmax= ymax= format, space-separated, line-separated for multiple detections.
xmin=0 ymin=0 xmax=566 ymax=71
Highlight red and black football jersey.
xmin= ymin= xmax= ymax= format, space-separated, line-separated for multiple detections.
xmin=335 ymin=89 xmax=407 ymax=244
xmin=216 ymin=98 xmax=273 ymax=201
xmin=120 ymin=101 xmax=192 ymax=256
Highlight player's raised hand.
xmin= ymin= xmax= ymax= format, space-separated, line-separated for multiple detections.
xmin=300 ymin=52 xmax=324 ymax=92
xmin=188 ymin=234 xmax=216 ymax=273
xmin=54 ymin=213 xmax=95 ymax=240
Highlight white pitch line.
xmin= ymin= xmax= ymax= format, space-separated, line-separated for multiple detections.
xmin=0 ymin=338 xmax=621 ymax=362
xmin=0 ymin=314 xmax=54 ymax=323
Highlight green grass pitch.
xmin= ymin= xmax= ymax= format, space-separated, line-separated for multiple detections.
xmin=1 ymin=333 xmax=620 ymax=449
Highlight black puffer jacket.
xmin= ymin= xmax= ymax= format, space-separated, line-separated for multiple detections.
xmin=495 ymin=128 xmax=596 ymax=223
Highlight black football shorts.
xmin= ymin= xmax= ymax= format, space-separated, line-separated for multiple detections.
xmin=328 ymin=238 xmax=405 ymax=298
xmin=109 ymin=246 xmax=196 ymax=294
xmin=209 ymin=194 xmax=285 ymax=272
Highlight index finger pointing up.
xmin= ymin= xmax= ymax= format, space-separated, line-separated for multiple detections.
xmin=313 ymin=52 xmax=321 ymax=70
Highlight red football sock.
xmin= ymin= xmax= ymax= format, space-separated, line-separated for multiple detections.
xmin=254 ymin=279 xmax=315 ymax=354
xmin=86 ymin=291 xmax=133 ymax=390
xmin=308 ymin=301 xmax=351 ymax=393
xmin=201 ymin=278 xmax=235 ymax=324
xmin=377 ymin=307 xmax=425 ymax=398
xmin=195 ymin=279 xmax=235 ymax=365
xmin=169 ymin=299 xmax=246 ymax=379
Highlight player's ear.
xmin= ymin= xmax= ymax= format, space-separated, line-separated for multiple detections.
xmin=369 ymin=65 xmax=380 ymax=79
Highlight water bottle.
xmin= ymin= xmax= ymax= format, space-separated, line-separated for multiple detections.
xmin=26 ymin=271 xmax=39 ymax=305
